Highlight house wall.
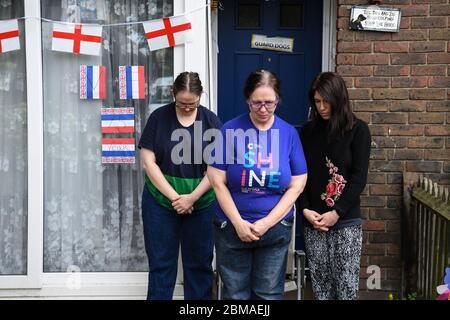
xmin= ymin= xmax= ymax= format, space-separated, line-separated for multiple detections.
xmin=336 ymin=0 xmax=450 ymax=299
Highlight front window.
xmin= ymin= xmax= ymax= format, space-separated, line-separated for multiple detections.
xmin=41 ymin=0 xmax=173 ymax=272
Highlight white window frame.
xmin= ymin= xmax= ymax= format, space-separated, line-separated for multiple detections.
xmin=0 ymin=0 xmax=208 ymax=299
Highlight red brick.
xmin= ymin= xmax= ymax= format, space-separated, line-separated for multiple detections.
xmin=391 ymin=76 xmax=427 ymax=88
xmin=370 ymin=148 xmax=387 ymax=160
xmin=369 ymin=160 xmax=404 ymax=172
xmin=425 ymin=125 xmax=450 ymax=136
xmin=424 ymin=150 xmax=449 ymax=160
xmin=370 ymin=185 xmax=402 ymax=196
xmin=374 ymin=65 xmax=410 ymax=76
xmin=369 ymin=125 xmax=389 ymax=136
xmin=354 ymin=112 xmax=371 ymax=124
xmin=392 ymin=30 xmax=428 ymax=41
xmin=427 ymin=52 xmax=450 ymax=64
xmin=338 ymin=6 xmax=351 ymax=17
xmin=369 ymin=208 xmax=401 ymax=221
xmin=369 ymin=234 xmax=401 ymax=247
xmin=388 ymin=125 xmax=424 ymax=136
xmin=337 ymin=30 xmax=354 ymax=41
xmin=367 ymin=173 xmax=386 ymax=184
xmin=410 ymin=41 xmax=446 ymax=52
xmin=363 ymin=220 xmax=386 ymax=231
xmin=410 ymin=89 xmax=446 ymax=100
xmin=412 ymin=0 xmax=447 ymax=3
xmin=386 ymin=267 xmax=401 ymax=280
xmin=355 ymin=54 xmax=390 ymax=65
xmin=362 ymin=244 xmax=386 ymax=256
xmin=389 ymin=100 xmax=426 ymax=112
xmin=372 ymin=113 xmax=407 ymax=124
xmin=424 ymin=173 xmax=450 ymax=185
xmin=385 ymin=220 xmax=401 ymax=233
xmin=411 ymin=17 xmax=447 ymax=29
xmin=355 ymin=32 xmax=391 ymax=41
xmin=337 ymin=17 xmax=350 ymax=29
xmin=426 ymin=101 xmax=450 ymax=112
xmin=444 ymin=161 xmax=450 ymax=173
xmin=388 ymin=149 xmax=424 ymax=160
xmin=372 ymin=136 xmax=407 ymax=148
xmin=428 ymin=76 xmax=450 ymax=88
xmin=429 ymin=28 xmax=450 ymax=40
xmin=397 ymin=4 xmax=428 ymax=17
xmin=430 ymin=4 xmax=450 ymax=16
xmin=409 ymin=113 xmax=445 ymax=124
xmin=373 ymin=89 xmax=409 ymax=100
xmin=348 ymin=89 xmax=371 ymax=100
xmin=400 ymin=17 xmax=410 ymax=29
xmin=354 ymin=101 xmax=388 ymax=112
xmin=391 ymin=53 xmax=426 ymax=65
xmin=355 ymin=77 xmax=390 ymax=88
xmin=387 ymin=244 xmax=401 ymax=256
xmin=343 ymin=77 xmax=354 ymax=88
xmin=374 ymin=42 xmax=408 ymax=53
xmin=407 ymin=137 xmax=445 ymax=149
xmin=411 ymin=65 xmax=446 ymax=75
xmin=336 ymin=65 xmax=372 ymax=76
xmin=406 ymin=161 xmax=442 ymax=172
xmin=336 ymin=53 xmax=353 ymax=65
xmin=337 ymin=41 xmax=372 ymax=53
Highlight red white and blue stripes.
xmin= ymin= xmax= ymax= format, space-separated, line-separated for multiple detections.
xmin=102 ymin=138 xmax=135 ymax=164
xmin=101 ymin=108 xmax=135 ymax=133
xmin=80 ymin=65 xmax=106 ymax=100
xmin=119 ymin=66 xmax=145 ymax=100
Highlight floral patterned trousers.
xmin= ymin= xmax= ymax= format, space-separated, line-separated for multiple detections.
xmin=304 ymin=225 xmax=362 ymax=300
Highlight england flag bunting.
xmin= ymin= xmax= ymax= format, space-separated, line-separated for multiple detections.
xmin=80 ymin=65 xmax=106 ymax=100
xmin=52 ymin=22 xmax=102 ymax=56
xmin=142 ymin=15 xmax=193 ymax=51
xmin=0 ymin=19 xmax=20 ymax=54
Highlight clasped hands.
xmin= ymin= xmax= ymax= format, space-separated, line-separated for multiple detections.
xmin=303 ymin=209 xmax=339 ymax=232
xmin=171 ymin=194 xmax=196 ymax=214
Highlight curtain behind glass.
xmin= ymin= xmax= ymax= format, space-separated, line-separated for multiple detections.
xmin=0 ymin=1 xmax=27 ymax=275
xmin=42 ymin=0 xmax=173 ymax=272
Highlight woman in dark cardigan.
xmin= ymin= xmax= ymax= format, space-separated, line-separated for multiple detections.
xmin=298 ymin=72 xmax=371 ymax=300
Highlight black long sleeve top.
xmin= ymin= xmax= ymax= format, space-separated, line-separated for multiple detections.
xmin=298 ymin=117 xmax=371 ymax=229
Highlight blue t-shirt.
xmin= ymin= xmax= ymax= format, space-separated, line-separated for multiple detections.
xmin=210 ymin=113 xmax=307 ymax=223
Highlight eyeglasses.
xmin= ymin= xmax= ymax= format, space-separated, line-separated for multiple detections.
xmin=248 ymin=100 xmax=278 ymax=110
xmin=175 ymin=99 xmax=200 ymax=109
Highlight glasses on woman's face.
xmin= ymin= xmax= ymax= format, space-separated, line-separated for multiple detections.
xmin=175 ymin=99 xmax=200 ymax=109
xmin=248 ymin=100 xmax=278 ymax=111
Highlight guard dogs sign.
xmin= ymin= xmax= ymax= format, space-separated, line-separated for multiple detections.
xmin=349 ymin=5 xmax=401 ymax=33
xmin=251 ymin=34 xmax=294 ymax=53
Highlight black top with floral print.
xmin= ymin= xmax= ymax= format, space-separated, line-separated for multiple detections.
xmin=297 ymin=117 xmax=371 ymax=229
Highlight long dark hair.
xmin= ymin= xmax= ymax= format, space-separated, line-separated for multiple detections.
xmin=172 ymin=71 xmax=203 ymax=96
xmin=308 ymin=72 xmax=355 ymax=141
xmin=243 ymin=69 xmax=281 ymax=100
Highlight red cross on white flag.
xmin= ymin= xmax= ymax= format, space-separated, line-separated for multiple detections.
xmin=142 ymin=15 xmax=193 ymax=51
xmin=0 ymin=19 xmax=20 ymax=54
xmin=52 ymin=22 xmax=102 ymax=56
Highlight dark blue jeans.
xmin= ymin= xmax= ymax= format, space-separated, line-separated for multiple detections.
xmin=141 ymin=186 xmax=214 ymax=300
xmin=214 ymin=216 xmax=293 ymax=300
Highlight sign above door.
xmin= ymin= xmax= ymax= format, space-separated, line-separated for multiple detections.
xmin=251 ymin=34 xmax=294 ymax=53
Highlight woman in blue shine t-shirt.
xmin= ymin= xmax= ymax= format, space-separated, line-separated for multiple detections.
xmin=207 ymin=70 xmax=308 ymax=300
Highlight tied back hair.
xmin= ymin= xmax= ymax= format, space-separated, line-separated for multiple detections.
xmin=172 ymin=71 xmax=203 ymax=96
xmin=308 ymin=72 xmax=355 ymax=142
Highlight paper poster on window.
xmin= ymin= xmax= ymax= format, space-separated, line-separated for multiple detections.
xmin=80 ymin=65 xmax=106 ymax=100
xmin=102 ymin=137 xmax=135 ymax=164
xmin=349 ymin=6 xmax=401 ymax=33
xmin=101 ymin=107 xmax=135 ymax=133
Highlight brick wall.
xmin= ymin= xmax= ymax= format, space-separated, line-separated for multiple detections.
xmin=336 ymin=0 xmax=449 ymax=299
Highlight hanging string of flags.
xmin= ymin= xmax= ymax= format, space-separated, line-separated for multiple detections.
xmin=0 ymin=3 xmax=208 ymax=56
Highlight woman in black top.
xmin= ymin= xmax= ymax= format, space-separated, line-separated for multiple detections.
xmin=298 ymin=72 xmax=371 ymax=300
xmin=139 ymin=72 xmax=222 ymax=300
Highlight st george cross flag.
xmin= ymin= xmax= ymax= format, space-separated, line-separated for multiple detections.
xmin=80 ymin=65 xmax=106 ymax=100
xmin=52 ymin=22 xmax=102 ymax=56
xmin=101 ymin=107 xmax=135 ymax=134
xmin=142 ymin=15 xmax=193 ymax=51
xmin=0 ymin=19 xmax=20 ymax=54
xmin=102 ymin=138 xmax=135 ymax=164
xmin=119 ymin=66 xmax=145 ymax=100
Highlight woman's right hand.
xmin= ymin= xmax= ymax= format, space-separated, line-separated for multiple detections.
xmin=303 ymin=209 xmax=329 ymax=232
xmin=233 ymin=219 xmax=260 ymax=242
